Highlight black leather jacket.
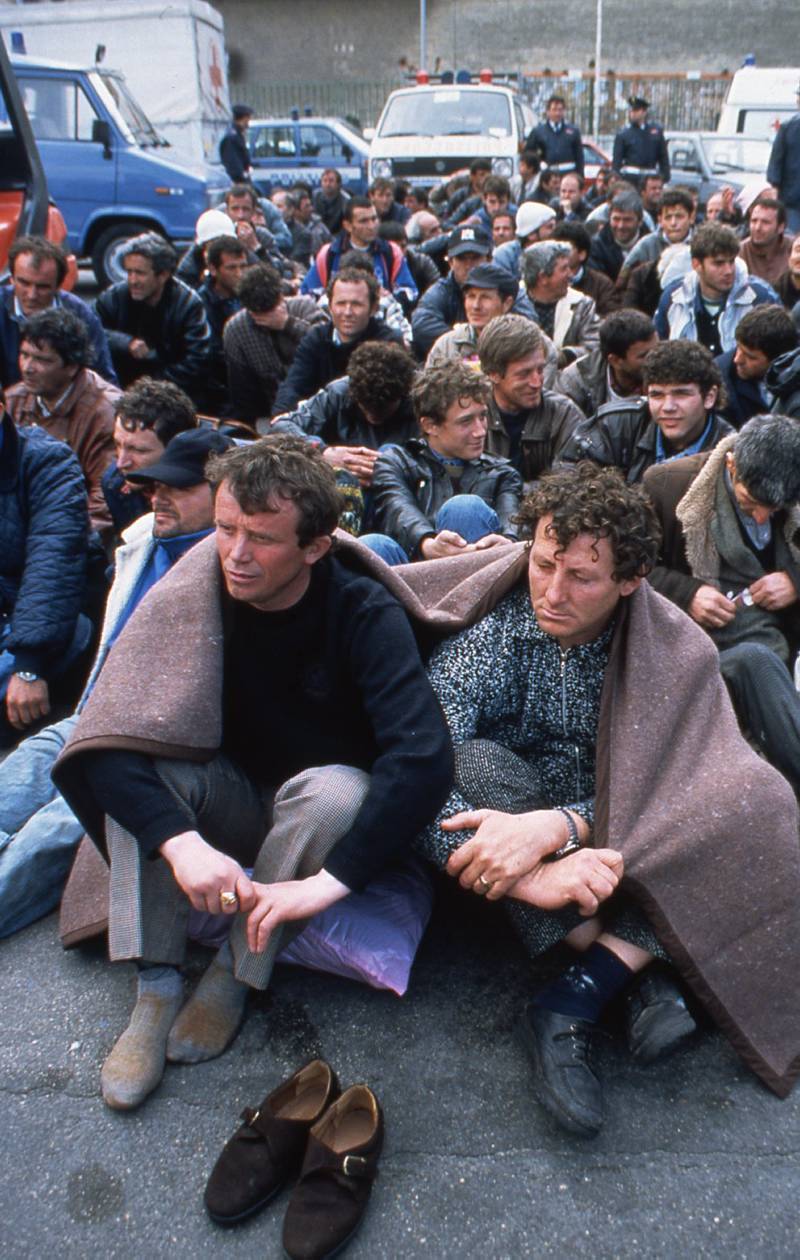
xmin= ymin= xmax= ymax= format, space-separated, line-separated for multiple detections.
xmin=94 ymin=277 xmax=212 ymax=404
xmin=559 ymin=398 xmax=734 ymax=484
xmin=272 ymin=376 xmax=418 ymax=449
xmin=370 ymin=438 xmax=523 ymax=558
xmin=485 ymin=390 xmax=584 ymax=486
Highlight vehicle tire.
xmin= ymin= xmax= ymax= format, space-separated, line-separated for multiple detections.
xmin=91 ymin=222 xmax=157 ymax=288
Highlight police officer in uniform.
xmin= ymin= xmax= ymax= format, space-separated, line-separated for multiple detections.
xmin=219 ymin=104 xmax=253 ymax=184
xmin=613 ymin=96 xmax=670 ymax=187
xmin=525 ymin=95 xmax=584 ymax=180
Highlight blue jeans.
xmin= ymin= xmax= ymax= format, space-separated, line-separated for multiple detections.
xmin=361 ymin=494 xmax=502 ymax=566
xmin=0 ymin=714 xmax=84 ymax=938
xmin=785 ymin=206 xmax=800 ymax=236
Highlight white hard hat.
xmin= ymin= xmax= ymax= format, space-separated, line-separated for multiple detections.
xmin=195 ymin=209 xmax=236 ymax=245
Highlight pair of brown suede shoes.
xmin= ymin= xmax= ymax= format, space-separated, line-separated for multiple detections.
xmin=204 ymin=1059 xmax=383 ymax=1259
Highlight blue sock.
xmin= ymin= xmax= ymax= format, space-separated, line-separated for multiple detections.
xmin=533 ymin=943 xmax=633 ymax=1022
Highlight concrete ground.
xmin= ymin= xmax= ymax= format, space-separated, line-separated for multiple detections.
xmin=1 ymin=876 xmax=798 ymax=1260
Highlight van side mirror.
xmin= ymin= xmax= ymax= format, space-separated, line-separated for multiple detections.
xmin=92 ymin=118 xmax=113 ymax=158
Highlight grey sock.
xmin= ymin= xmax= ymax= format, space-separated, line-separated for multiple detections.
xmin=137 ymin=964 xmax=183 ymax=1000
xmin=101 ymin=978 xmax=184 ymax=1111
xmin=166 ymin=958 xmax=249 ymax=1065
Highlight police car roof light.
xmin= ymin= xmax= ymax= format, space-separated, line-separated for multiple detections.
xmin=479 ymin=67 xmax=493 ymax=83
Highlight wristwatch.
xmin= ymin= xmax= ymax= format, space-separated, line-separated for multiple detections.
xmin=15 ymin=670 xmax=40 ymax=683
xmin=551 ymin=807 xmax=583 ymax=861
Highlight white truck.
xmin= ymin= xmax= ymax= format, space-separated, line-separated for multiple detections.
xmin=0 ymin=0 xmax=230 ymax=166
xmin=717 ymin=67 xmax=800 ymax=144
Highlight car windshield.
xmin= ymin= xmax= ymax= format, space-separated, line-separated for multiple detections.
xmin=90 ymin=71 xmax=163 ymax=147
xmin=701 ymin=136 xmax=771 ymax=172
xmin=378 ymin=89 xmax=511 ymax=139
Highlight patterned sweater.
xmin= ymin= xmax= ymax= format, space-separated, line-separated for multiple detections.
xmin=422 ymin=584 xmax=612 ymax=862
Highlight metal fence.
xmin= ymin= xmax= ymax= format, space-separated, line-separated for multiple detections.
xmin=522 ymin=73 xmax=732 ymax=136
xmin=241 ymin=80 xmax=402 ymax=129
xmin=240 ymin=71 xmax=733 ymax=135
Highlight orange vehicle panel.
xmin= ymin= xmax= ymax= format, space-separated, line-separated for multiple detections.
xmin=0 ymin=189 xmax=23 ymax=273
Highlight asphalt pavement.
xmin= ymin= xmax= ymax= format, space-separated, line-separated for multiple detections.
xmin=1 ymin=875 xmax=798 ymax=1260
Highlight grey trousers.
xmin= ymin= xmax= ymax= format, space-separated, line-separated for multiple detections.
xmin=416 ymin=739 xmax=664 ymax=961
xmin=720 ymin=641 xmax=800 ymax=792
xmin=105 ymin=757 xmax=370 ymax=990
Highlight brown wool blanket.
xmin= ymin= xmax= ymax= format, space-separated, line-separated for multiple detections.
xmin=54 ymin=533 xmax=800 ymax=1096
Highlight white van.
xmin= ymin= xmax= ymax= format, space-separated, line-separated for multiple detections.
xmin=717 ymin=67 xmax=800 ymax=143
xmin=368 ymin=81 xmax=534 ymax=188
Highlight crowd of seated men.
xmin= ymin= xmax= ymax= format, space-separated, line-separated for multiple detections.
xmin=2 ymin=152 xmax=800 ymax=1145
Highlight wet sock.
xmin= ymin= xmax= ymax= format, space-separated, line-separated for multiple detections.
xmin=101 ymin=972 xmax=184 ymax=1111
xmin=533 ymin=943 xmax=633 ymax=1022
xmin=165 ymin=954 xmax=249 ymax=1064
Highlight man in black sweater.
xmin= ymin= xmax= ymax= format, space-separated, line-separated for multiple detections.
xmin=55 ymin=437 xmax=452 ymax=1111
xmin=272 ymin=268 xmax=403 ymax=416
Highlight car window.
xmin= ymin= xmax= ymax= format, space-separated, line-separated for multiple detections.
xmin=251 ymin=125 xmax=297 ymax=159
xmin=667 ymin=138 xmax=700 ymax=173
xmin=17 ymin=76 xmax=99 ymax=142
xmin=299 ymin=125 xmax=354 ymax=159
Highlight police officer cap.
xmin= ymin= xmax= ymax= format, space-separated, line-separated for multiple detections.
xmin=628 ymin=96 xmax=649 ymax=110
xmin=232 ymin=103 xmax=253 ymax=120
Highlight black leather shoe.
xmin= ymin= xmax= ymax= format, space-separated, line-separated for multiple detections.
xmin=516 ymin=1003 xmax=603 ymax=1138
xmin=625 ymin=968 xmax=697 ymax=1064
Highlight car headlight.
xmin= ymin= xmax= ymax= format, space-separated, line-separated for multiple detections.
xmin=491 ymin=157 xmax=513 ymax=178
xmin=371 ymin=158 xmax=393 ymax=179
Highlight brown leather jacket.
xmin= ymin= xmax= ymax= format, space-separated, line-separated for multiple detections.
xmin=7 ymin=367 xmax=120 ymax=539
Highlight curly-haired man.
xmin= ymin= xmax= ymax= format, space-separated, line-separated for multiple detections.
xmin=416 ymin=461 xmax=800 ymax=1131
xmin=272 ymin=340 xmax=418 ymax=487
xmin=560 ymin=339 xmax=734 ymax=483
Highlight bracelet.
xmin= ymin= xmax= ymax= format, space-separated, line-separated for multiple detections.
xmin=550 ymin=808 xmax=582 ymax=861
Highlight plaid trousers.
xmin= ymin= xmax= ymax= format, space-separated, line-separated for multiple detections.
xmin=105 ymin=756 xmax=370 ymax=990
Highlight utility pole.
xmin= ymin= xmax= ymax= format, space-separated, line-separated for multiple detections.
xmin=593 ymin=0 xmax=603 ymax=140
